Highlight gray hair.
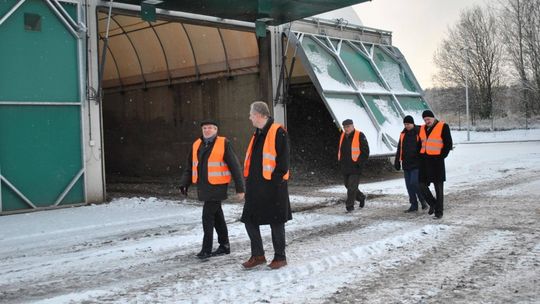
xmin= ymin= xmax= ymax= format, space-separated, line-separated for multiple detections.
xmin=250 ymin=101 xmax=270 ymax=117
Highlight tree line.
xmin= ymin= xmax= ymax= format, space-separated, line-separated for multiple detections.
xmin=431 ymin=0 xmax=540 ymax=129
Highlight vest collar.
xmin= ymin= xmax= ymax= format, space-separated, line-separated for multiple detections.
xmin=202 ymin=134 xmax=217 ymax=145
xmin=257 ymin=117 xmax=274 ymax=135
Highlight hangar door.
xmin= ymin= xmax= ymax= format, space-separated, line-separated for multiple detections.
xmin=0 ymin=0 xmax=85 ymax=212
xmin=287 ymin=31 xmax=430 ymax=155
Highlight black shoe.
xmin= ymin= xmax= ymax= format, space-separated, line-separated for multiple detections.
xmin=428 ymin=206 xmax=435 ymax=215
xmin=346 ymin=206 xmax=354 ymax=213
xmin=357 ymin=194 xmax=366 ymax=208
xmin=433 ymin=214 xmax=443 ymax=220
xmin=421 ymin=201 xmax=428 ymax=210
xmin=404 ymin=208 xmax=418 ymax=213
xmin=212 ymin=244 xmax=230 ymax=256
xmin=196 ymin=251 xmax=212 ymax=259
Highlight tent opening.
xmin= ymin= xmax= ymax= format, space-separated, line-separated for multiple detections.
xmin=97 ymin=9 xmax=266 ymax=197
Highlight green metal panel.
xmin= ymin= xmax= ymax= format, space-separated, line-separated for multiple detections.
xmin=115 ymin=0 xmax=370 ymax=25
xmin=330 ymin=38 xmax=340 ymax=51
xmin=0 ymin=0 xmax=19 ymax=17
xmin=362 ymin=95 xmax=400 ymax=125
xmin=0 ymin=0 xmax=79 ymax=102
xmin=301 ymin=36 xmax=354 ymax=91
xmin=325 ymin=93 xmax=364 ymax=108
xmin=396 ymin=96 xmax=430 ymax=112
xmin=59 ymin=1 xmax=77 ymax=20
xmin=318 ymin=37 xmax=333 ymax=50
xmin=0 ymin=106 xmax=83 ymax=211
xmin=58 ymin=178 xmax=84 ymax=206
xmin=339 ymin=42 xmax=386 ymax=92
xmin=359 ymin=42 xmax=372 ymax=55
xmin=362 ymin=95 xmax=404 ymax=143
xmin=1 ymin=183 xmax=28 ymax=210
xmin=373 ymin=46 xmax=417 ymax=93
xmin=395 ymin=96 xmax=430 ymax=127
xmin=0 ymin=0 xmax=84 ymax=212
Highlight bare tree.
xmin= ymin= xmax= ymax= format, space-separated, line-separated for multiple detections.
xmin=499 ymin=0 xmax=540 ymax=127
xmin=434 ymin=6 xmax=504 ymax=124
xmin=522 ymin=0 xmax=540 ymax=113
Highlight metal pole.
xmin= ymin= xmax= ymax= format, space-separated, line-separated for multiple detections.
xmin=98 ymin=0 xmax=114 ymax=102
xmin=465 ymin=67 xmax=470 ymax=141
xmin=0 ymin=0 xmax=26 ymax=27
xmin=464 ymin=48 xmax=470 ymax=141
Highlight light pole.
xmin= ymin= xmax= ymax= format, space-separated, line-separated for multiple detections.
xmin=461 ymin=47 xmax=471 ymax=141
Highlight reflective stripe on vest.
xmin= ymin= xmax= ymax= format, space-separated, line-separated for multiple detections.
xmin=192 ymin=136 xmax=231 ymax=185
xmin=419 ymin=122 xmax=445 ymax=156
xmin=244 ymin=123 xmax=290 ymax=180
xmin=338 ymin=129 xmax=361 ymax=161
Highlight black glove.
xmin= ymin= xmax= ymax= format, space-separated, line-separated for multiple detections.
xmin=179 ymin=185 xmax=188 ymax=196
xmin=394 ymin=161 xmax=401 ymax=171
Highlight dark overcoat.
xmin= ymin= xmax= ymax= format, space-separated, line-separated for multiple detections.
xmin=240 ymin=118 xmax=292 ymax=225
xmin=418 ymin=121 xmax=453 ymax=183
xmin=339 ymin=130 xmax=370 ymax=175
xmin=179 ymin=135 xmax=244 ymax=201
xmin=394 ymin=126 xmax=422 ymax=171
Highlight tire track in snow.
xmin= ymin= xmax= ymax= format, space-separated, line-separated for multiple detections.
xmin=325 ymin=229 xmax=515 ymax=304
xmin=103 ymin=222 xmax=457 ymax=304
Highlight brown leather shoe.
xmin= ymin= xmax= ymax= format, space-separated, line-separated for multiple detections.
xmin=242 ymin=256 xmax=266 ymax=269
xmin=268 ymin=259 xmax=287 ymax=270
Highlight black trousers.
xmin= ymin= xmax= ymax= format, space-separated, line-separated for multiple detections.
xmin=244 ymin=222 xmax=286 ymax=261
xmin=419 ymin=182 xmax=444 ymax=217
xmin=201 ymin=201 xmax=229 ymax=253
xmin=343 ymin=174 xmax=365 ymax=209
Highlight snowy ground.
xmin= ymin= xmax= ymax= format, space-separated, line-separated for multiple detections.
xmin=451 ymin=128 xmax=540 ymax=144
xmin=1 ymin=134 xmax=539 ymax=303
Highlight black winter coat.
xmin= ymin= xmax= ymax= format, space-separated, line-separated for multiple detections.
xmin=339 ymin=130 xmax=370 ymax=175
xmin=394 ymin=126 xmax=422 ymax=171
xmin=241 ymin=118 xmax=292 ymax=225
xmin=418 ymin=121 xmax=453 ymax=183
xmin=179 ymin=135 xmax=244 ymax=202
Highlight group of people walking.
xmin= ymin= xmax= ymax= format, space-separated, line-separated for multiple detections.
xmin=394 ymin=110 xmax=453 ymax=219
xmin=179 ymin=101 xmax=291 ymax=270
xmin=179 ymin=101 xmax=452 ymax=270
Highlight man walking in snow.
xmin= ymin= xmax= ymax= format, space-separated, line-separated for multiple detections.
xmin=394 ymin=115 xmax=428 ymax=212
xmin=241 ymin=101 xmax=292 ymax=270
xmin=179 ymin=119 xmax=245 ymax=259
xmin=338 ymin=119 xmax=370 ymax=212
xmin=418 ymin=110 xmax=453 ymax=219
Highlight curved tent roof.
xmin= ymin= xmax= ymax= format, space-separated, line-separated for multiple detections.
xmin=98 ymin=11 xmax=259 ymax=89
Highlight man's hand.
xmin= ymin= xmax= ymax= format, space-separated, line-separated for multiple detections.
xmin=235 ymin=192 xmax=245 ymax=201
xmin=179 ymin=185 xmax=188 ymax=196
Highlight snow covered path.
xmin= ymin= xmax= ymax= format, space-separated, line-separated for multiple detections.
xmin=0 ymin=141 xmax=539 ymax=303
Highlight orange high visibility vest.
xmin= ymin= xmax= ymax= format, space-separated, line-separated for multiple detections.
xmin=244 ymin=123 xmax=290 ymax=180
xmin=399 ymin=130 xmax=420 ymax=161
xmin=419 ymin=122 xmax=445 ymax=156
xmin=338 ymin=130 xmax=361 ymax=161
xmin=192 ymin=136 xmax=231 ymax=185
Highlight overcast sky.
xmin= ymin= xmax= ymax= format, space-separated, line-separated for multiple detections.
xmin=353 ymin=0 xmax=488 ymax=89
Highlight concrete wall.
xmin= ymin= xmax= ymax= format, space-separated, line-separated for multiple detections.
xmin=103 ymin=73 xmax=262 ymax=178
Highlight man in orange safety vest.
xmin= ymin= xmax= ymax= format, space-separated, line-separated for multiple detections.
xmin=338 ymin=119 xmax=370 ymax=212
xmin=179 ymin=119 xmax=245 ymax=259
xmin=418 ymin=110 xmax=453 ymax=219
